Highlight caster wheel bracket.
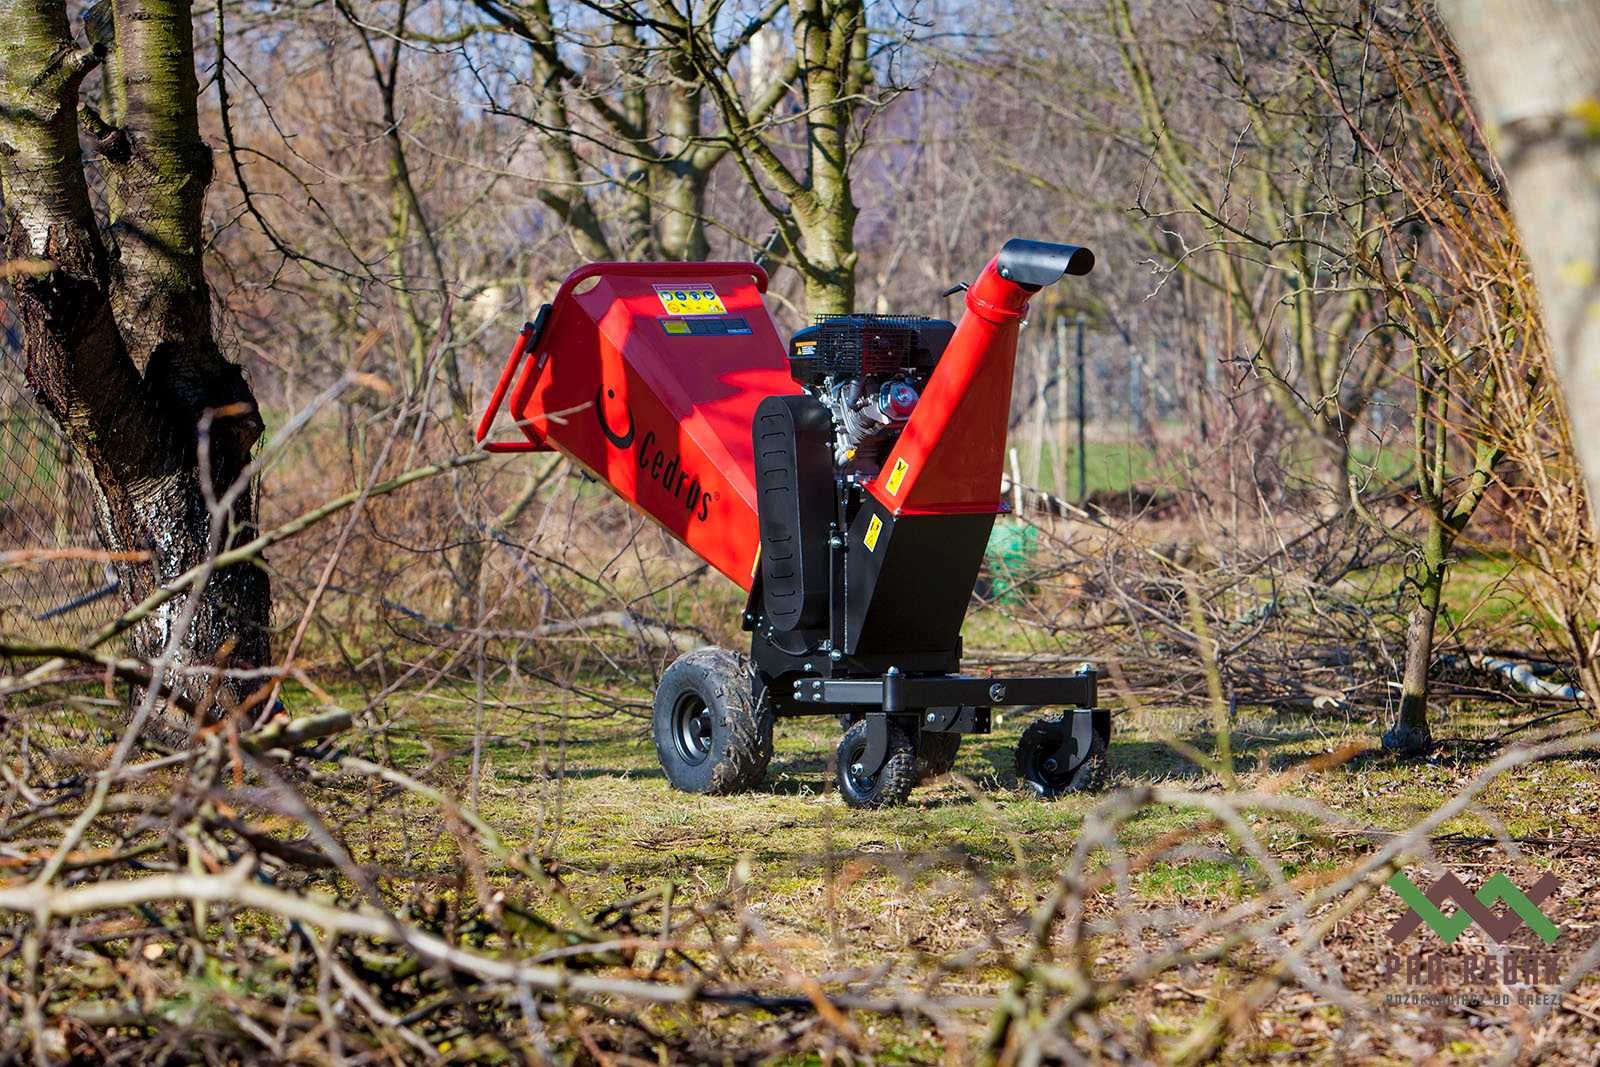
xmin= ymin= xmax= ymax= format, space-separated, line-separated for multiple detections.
xmin=1049 ymin=708 xmax=1098 ymax=771
xmin=851 ymin=712 xmax=891 ymax=779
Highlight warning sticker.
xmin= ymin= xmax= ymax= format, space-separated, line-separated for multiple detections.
xmin=864 ymin=514 xmax=884 ymax=552
xmin=884 ymin=457 xmax=910 ymax=496
xmin=659 ymin=316 xmax=751 ymax=337
xmin=654 ymin=284 xmax=726 ymax=317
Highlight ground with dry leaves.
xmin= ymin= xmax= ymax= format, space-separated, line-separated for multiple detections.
xmin=305 ymin=677 xmax=1600 ymax=1063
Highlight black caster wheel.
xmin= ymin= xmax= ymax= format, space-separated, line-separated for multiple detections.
xmin=652 ymin=648 xmax=773 ymax=795
xmin=1016 ymin=713 xmax=1109 ymax=797
xmin=835 ymin=719 xmax=916 ymax=808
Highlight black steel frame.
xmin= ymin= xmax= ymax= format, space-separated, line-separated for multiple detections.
xmin=787 ymin=666 xmax=1096 ymax=714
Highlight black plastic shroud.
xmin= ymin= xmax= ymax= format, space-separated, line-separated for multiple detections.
xmin=752 ymin=394 xmax=835 ymax=631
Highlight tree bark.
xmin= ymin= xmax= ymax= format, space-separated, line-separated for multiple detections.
xmin=657 ymin=75 xmax=711 ymax=262
xmin=1385 ymin=522 xmax=1445 ymax=756
xmin=1 ymin=0 xmax=269 ymax=719
xmin=791 ymin=0 xmax=861 ymax=315
xmin=1440 ymin=0 xmax=1600 ymax=529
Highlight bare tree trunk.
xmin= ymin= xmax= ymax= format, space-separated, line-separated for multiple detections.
xmin=1 ymin=0 xmax=269 ymax=718
xmin=515 ymin=0 xmax=616 ymax=263
xmin=790 ymin=0 xmax=861 ymax=315
xmin=470 ymin=0 xmax=807 ymax=285
xmin=657 ymin=76 xmax=711 ymax=262
xmin=690 ymin=0 xmax=866 ymax=315
xmin=1319 ymin=432 xmax=1355 ymax=514
xmin=1385 ymin=522 xmax=1445 ymax=756
xmin=1440 ymin=0 xmax=1600 ymax=528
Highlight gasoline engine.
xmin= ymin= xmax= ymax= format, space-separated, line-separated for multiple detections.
xmin=785 ymin=316 xmax=954 ymax=474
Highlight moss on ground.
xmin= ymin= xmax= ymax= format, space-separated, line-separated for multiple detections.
xmin=253 ymin=675 xmax=1600 ymax=1062
xmin=290 ymin=676 xmax=1599 ymax=913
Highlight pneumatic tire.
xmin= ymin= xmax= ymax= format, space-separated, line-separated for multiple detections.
xmin=836 ymin=719 xmax=917 ymax=808
xmin=652 ymin=648 xmax=773 ymax=795
xmin=1015 ymin=715 xmax=1108 ymax=797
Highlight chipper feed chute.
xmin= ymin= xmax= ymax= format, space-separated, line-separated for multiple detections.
xmin=477 ymin=240 xmax=1108 ymax=808
xmin=474 ymin=262 xmax=798 ymax=587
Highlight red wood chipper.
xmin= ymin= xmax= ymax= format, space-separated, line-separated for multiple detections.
xmin=476 ymin=239 xmax=1108 ymax=807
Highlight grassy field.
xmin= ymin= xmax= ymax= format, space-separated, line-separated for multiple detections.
xmin=1344 ymin=550 xmax=1564 ymax=639
xmin=1014 ymin=439 xmax=1160 ymax=498
xmin=295 ymin=675 xmax=1600 ymax=1062
xmin=1006 ymin=431 xmax=1416 ymax=501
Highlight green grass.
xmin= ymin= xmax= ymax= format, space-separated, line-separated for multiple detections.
xmin=87 ymin=673 xmax=1581 ymax=1062
xmin=1014 ymin=439 xmax=1161 ymax=498
xmin=0 ymin=415 xmax=68 ymax=503
xmin=1349 ymin=441 xmax=1417 ymax=485
xmin=296 ymin=680 xmax=1598 ymax=903
xmin=1343 ymin=551 xmax=1575 ymax=638
xmin=1010 ymin=433 xmax=1419 ymax=500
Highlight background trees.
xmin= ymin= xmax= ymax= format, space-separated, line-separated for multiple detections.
xmin=5 ymin=0 xmax=1600 ymax=1061
xmin=5 ymin=0 xmax=1594 ymax=747
xmin=454 ymin=0 xmax=906 ymax=313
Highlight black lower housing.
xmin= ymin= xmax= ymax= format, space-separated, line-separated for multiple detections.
xmin=743 ymin=396 xmax=1104 ymax=779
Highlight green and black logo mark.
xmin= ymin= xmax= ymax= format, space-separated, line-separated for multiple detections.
xmin=1387 ymin=871 xmax=1561 ymax=946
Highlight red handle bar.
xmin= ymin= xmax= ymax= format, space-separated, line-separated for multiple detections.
xmin=475 ymin=320 xmax=539 ymax=451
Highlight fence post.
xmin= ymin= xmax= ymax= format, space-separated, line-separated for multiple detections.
xmin=1053 ymin=317 xmax=1068 ymax=500
xmin=1030 ymin=333 xmax=1049 ymax=490
xmin=1075 ymin=313 xmax=1087 ymax=501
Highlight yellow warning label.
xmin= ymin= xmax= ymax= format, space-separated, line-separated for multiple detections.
xmin=885 ymin=457 xmax=910 ymax=496
xmin=654 ymin=284 xmax=726 ymax=317
xmin=864 ymin=514 xmax=884 ymax=551
xmin=661 ymin=319 xmax=690 ymax=335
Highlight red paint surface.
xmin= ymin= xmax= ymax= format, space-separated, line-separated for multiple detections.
xmin=476 ymin=253 xmax=1044 ymax=589
xmin=483 ymin=262 xmax=797 ymax=589
xmin=867 ymin=256 xmax=1036 ymax=515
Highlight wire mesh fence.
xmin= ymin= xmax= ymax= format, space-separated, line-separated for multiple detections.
xmin=1 ymin=291 xmax=121 ymax=647
xmin=1005 ymin=315 xmax=1184 ymax=504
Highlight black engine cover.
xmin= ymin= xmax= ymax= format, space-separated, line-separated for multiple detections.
xmin=786 ymin=315 xmax=954 ymax=385
xmin=753 ymin=394 xmax=835 ymax=631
